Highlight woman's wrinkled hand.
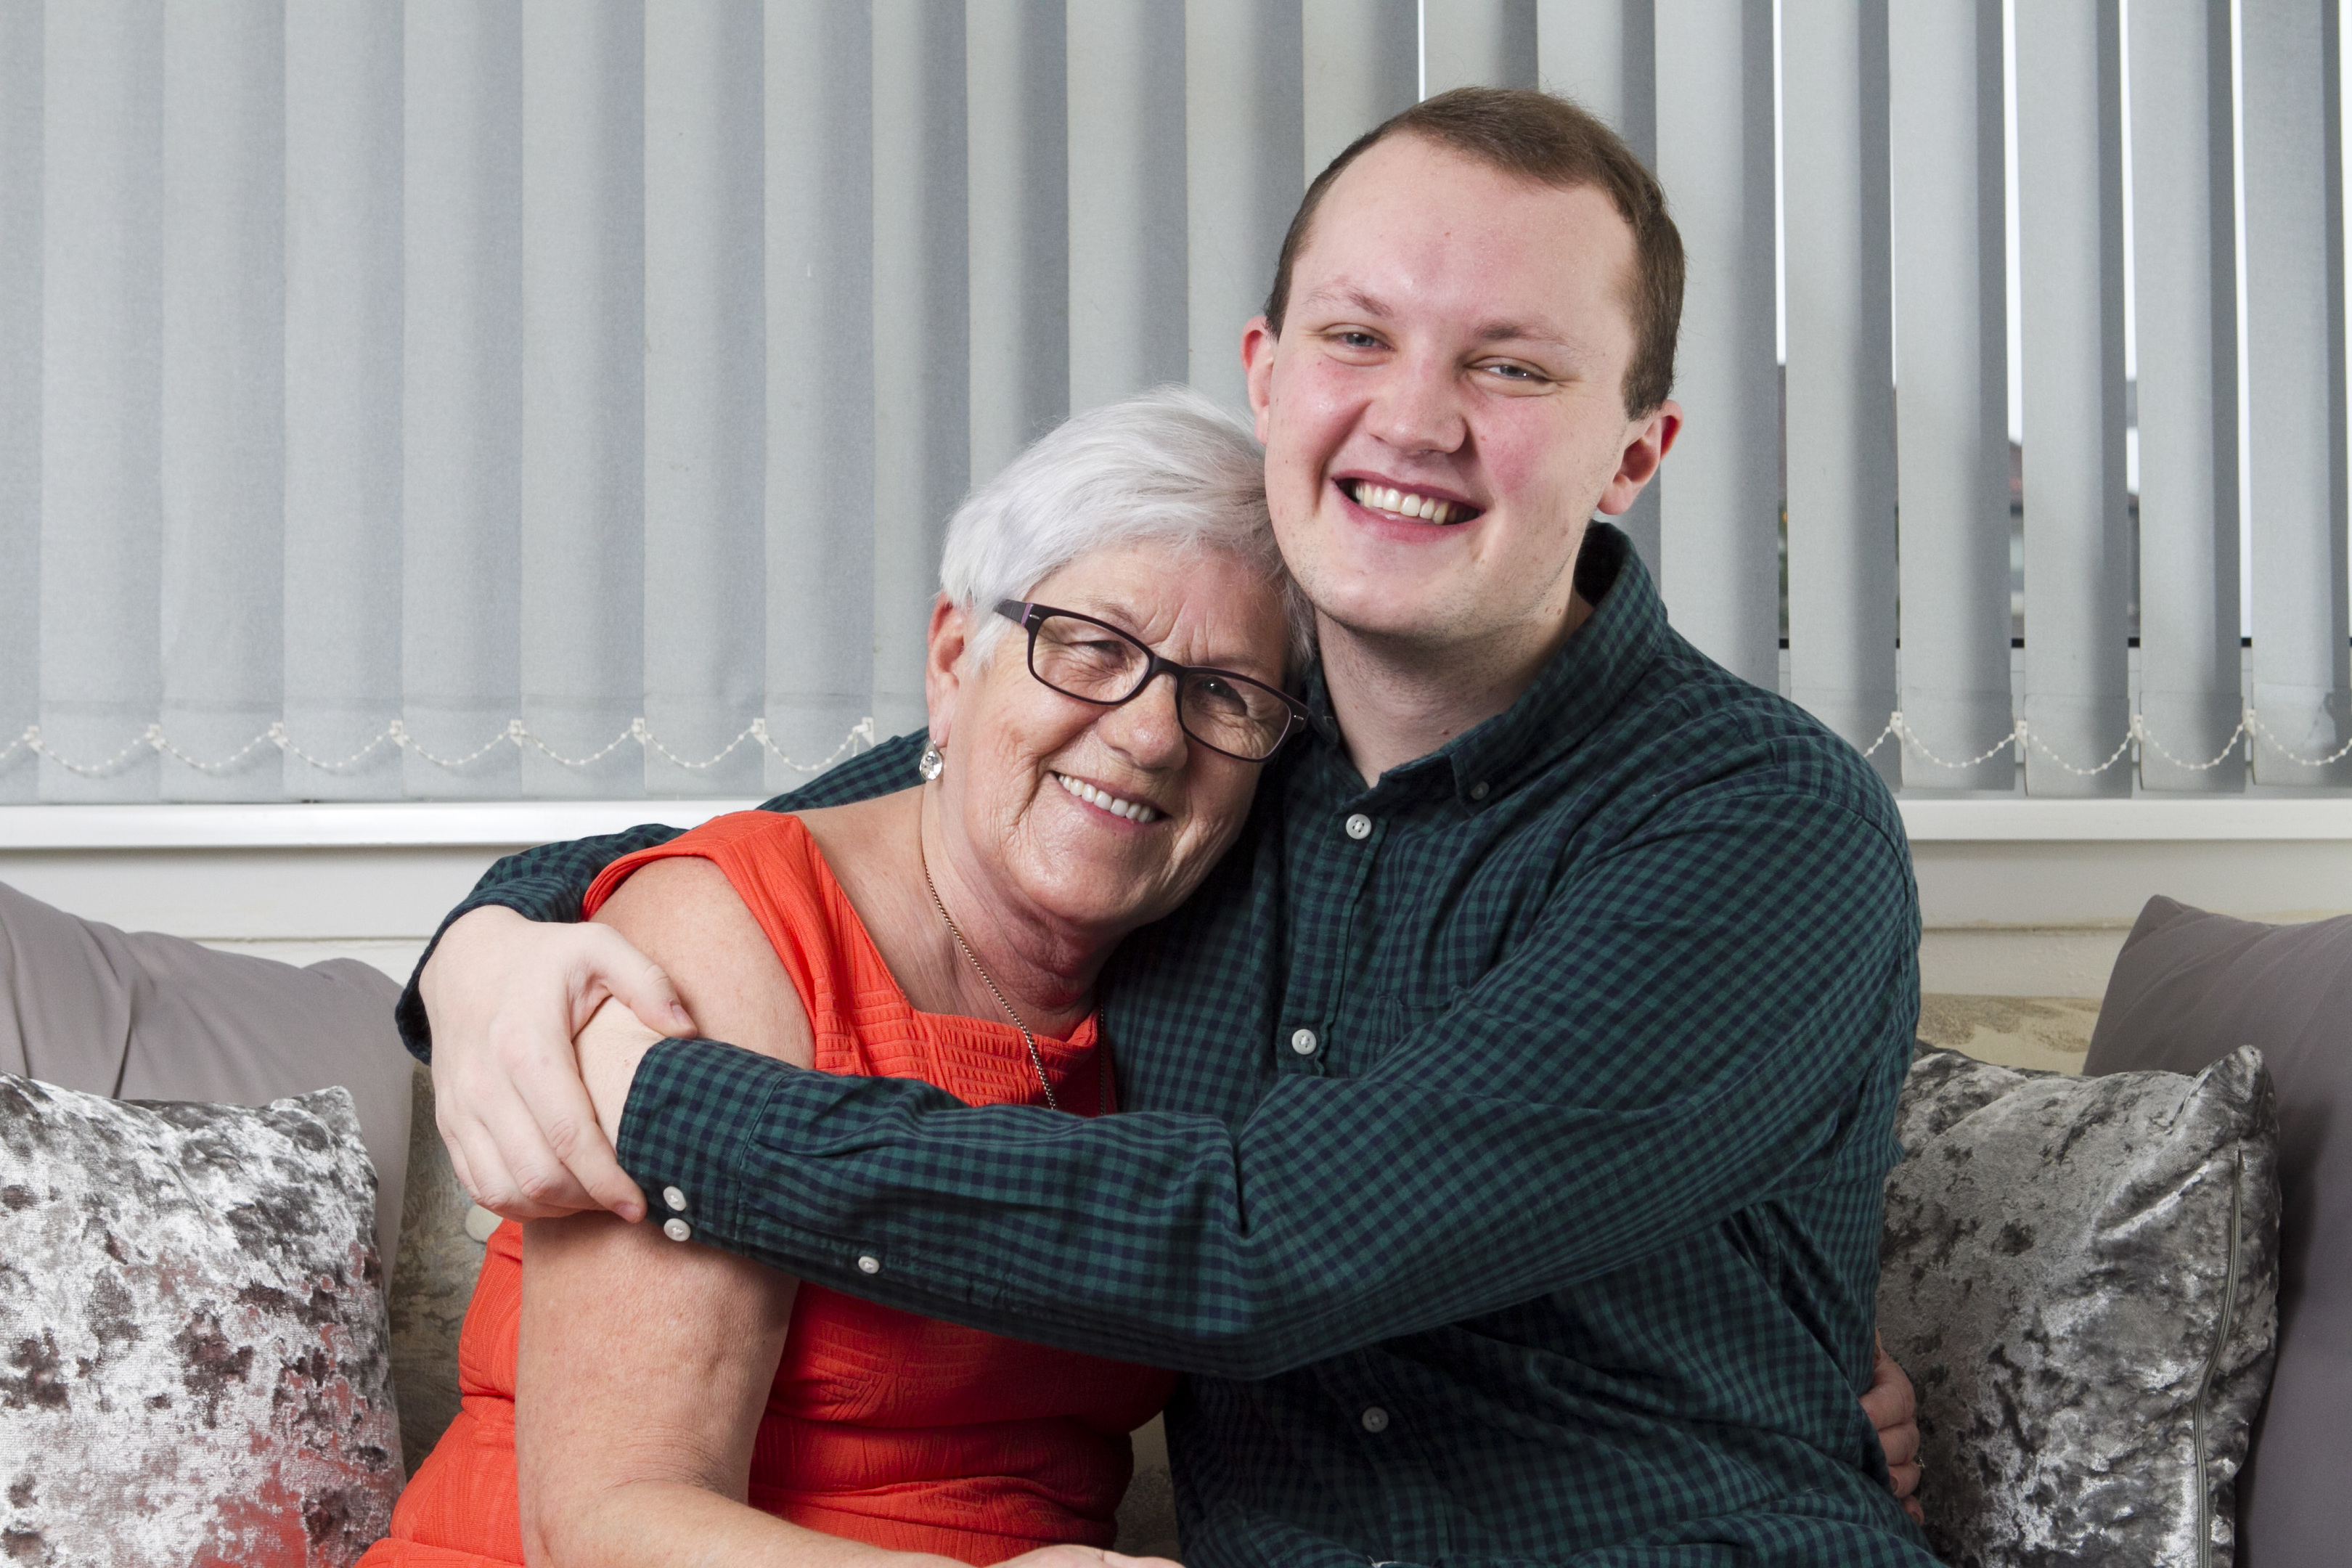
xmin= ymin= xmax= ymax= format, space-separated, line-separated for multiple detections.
xmin=420 ymin=905 xmax=696 ymax=1223
xmin=1863 ymin=1334 xmax=1924 ymax=1525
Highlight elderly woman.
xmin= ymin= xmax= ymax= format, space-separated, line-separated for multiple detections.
xmin=364 ymin=388 xmax=1306 ymax=1568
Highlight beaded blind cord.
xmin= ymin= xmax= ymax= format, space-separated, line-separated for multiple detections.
xmin=6 ymin=708 xmax=2352 ymax=785
xmin=0 ymin=716 xmax=878 ymax=781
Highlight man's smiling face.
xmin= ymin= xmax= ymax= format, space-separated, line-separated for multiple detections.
xmin=1242 ymin=132 xmax=1677 ymax=657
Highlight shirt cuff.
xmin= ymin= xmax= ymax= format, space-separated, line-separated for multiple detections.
xmin=614 ymin=1038 xmax=783 ymax=1245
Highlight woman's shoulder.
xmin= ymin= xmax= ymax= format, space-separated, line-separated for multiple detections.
xmin=584 ymin=809 xmax=820 ymax=919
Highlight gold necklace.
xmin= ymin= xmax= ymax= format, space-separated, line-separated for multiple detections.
xmin=919 ymin=835 xmax=1061 ymax=1111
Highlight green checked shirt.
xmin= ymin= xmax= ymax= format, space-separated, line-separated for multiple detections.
xmin=399 ymin=524 xmax=1932 ymax=1567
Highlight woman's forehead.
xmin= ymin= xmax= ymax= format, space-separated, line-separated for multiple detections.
xmin=1024 ymin=551 xmax=1287 ymax=658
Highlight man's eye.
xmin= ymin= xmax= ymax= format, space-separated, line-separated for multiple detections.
xmin=1334 ymin=331 xmax=1383 ymax=349
xmin=1481 ymin=362 xmax=1542 ymax=382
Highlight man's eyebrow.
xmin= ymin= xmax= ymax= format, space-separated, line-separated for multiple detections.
xmin=1299 ymin=285 xmax=1583 ymax=356
xmin=1296 ymin=284 xmax=1397 ymax=319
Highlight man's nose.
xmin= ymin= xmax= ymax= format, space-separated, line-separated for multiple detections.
xmin=1365 ymin=352 xmax=1469 ymax=455
xmin=1095 ymin=671 xmax=1190 ymax=769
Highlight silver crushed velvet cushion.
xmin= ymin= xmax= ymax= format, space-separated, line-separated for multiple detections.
xmin=1879 ymin=1044 xmax=2279 ymax=1568
xmin=0 ymin=1074 xmax=400 ymax=1567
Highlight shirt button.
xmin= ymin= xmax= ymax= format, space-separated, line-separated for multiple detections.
xmin=1360 ymin=1405 xmax=1390 ymax=1433
xmin=857 ymin=1253 xmax=882 ymax=1275
xmin=663 ymin=1185 xmax=689 ymax=1213
xmin=662 ymin=1217 xmax=693 ymax=1244
xmin=1469 ymin=780 xmax=1490 ymax=801
xmin=1289 ymin=1027 xmax=1318 ymax=1056
xmin=1344 ymin=812 xmax=1373 ymax=841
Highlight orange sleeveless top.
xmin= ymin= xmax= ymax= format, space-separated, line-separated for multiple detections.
xmin=363 ymin=811 xmax=1177 ymax=1567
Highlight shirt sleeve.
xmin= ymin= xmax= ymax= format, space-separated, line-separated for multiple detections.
xmin=615 ymin=776 xmax=1919 ymax=1381
xmin=394 ymin=730 xmax=928 ymax=1062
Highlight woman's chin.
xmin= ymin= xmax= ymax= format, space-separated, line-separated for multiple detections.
xmin=1013 ymin=847 xmax=1177 ymax=937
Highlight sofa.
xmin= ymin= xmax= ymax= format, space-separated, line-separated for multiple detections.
xmin=1 ymin=880 xmax=2340 ymax=1567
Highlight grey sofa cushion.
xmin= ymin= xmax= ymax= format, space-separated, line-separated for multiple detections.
xmin=0 ymin=881 xmax=412 ymax=1263
xmin=387 ymin=1061 xmax=488 ymax=1474
xmin=2086 ymin=897 xmax=2352 ymax=1568
xmin=1879 ymin=1044 xmax=2279 ymax=1568
xmin=0 ymin=1074 xmax=401 ymax=1566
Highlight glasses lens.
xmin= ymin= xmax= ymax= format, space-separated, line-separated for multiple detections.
xmin=1178 ymin=671 xmax=1295 ymax=760
xmin=1029 ymin=613 xmax=1151 ymax=701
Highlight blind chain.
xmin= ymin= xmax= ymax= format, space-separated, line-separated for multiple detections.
xmin=0 ymin=716 xmax=878 ymax=782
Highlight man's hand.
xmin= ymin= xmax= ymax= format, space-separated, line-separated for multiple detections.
xmin=1863 ymin=1335 xmax=1924 ymax=1525
xmin=420 ymin=905 xmax=695 ymax=1222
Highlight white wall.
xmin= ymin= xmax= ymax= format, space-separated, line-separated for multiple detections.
xmin=5 ymin=799 xmax=2349 ymax=998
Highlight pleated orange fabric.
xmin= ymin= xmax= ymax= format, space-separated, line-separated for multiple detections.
xmin=362 ymin=811 xmax=1175 ymax=1567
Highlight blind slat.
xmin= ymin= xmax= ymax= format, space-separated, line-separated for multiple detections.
xmin=282 ymin=0 xmax=404 ymax=801
xmin=868 ymin=1 xmax=967 ymax=741
xmin=518 ymin=0 xmax=642 ymax=799
xmin=1424 ymin=0 xmax=1538 ymax=97
xmin=763 ymin=0 xmax=874 ymax=788
xmin=1535 ymin=0 xmax=1660 ymax=584
xmin=1781 ymin=0 xmax=1898 ymax=778
xmin=2242 ymin=0 xmax=2352 ymax=785
xmin=1183 ymin=0 xmax=1302 ymax=412
xmin=1653 ymin=0 xmax=1780 ymax=689
xmin=400 ymin=0 xmax=520 ymax=799
xmin=159 ymin=1 xmax=284 ymax=802
xmin=40 ymin=1 xmax=164 ymax=803
xmin=2016 ymin=0 xmax=2130 ymax=796
xmin=2131 ymin=0 xmax=2242 ymax=791
xmin=1066 ymin=1 xmax=1186 ymax=412
xmin=1300 ymin=0 xmax=1416 ymax=185
xmin=643 ymin=0 xmax=764 ymax=797
xmin=966 ymin=0 xmax=1066 ymax=483
xmin=0 ymin=0 xmax=38 ymax=804
xmin=1889 ymin=0 xmax=2012 ymax=789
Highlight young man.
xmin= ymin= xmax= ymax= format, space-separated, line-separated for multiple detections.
xmin=409 ymin=90 xmax=1932 ymax=1565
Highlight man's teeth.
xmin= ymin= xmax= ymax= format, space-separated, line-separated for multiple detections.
xmin=1055 ymin=772 xmax=1162 ymax=823
xmin=1351 ymin=482 xmax=1463 ymax=525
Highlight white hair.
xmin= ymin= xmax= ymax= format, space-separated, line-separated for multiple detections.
xmin=939 ymin=385 xmax=1311 ymax=671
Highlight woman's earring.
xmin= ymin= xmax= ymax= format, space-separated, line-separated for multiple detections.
xmin=919 ymin=740 xmax=944 ymax=782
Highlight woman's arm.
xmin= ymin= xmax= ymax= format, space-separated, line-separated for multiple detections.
xmin=516 ymin=856 xmax=951 ymax=1567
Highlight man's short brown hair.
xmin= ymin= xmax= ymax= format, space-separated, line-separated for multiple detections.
xmin=1264 ymin=86 xmax=1683 ymax=418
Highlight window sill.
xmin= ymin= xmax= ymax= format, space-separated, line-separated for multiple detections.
xmin=0 ymin=800 xmax=763 ymax=851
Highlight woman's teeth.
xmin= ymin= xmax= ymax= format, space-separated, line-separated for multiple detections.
xmin=1055 ymin=772 xmax=1162 ymax=823
xmin=1349 ymin=481 xmax=1464 ymax=525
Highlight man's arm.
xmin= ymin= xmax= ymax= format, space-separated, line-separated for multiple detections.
xmin=610 ymin=781 xmax=1917 ymax=1381
xmin=395 ymin=825 xmax=687 ymax=1063
xmin=407 ymin=730 xmax=926 ymax=1218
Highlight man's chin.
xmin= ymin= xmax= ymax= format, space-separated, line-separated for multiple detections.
xmin=1312 ymin=590 xmax=1477 ymax=653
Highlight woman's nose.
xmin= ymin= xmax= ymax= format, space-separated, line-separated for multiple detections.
xmin=1095 ymin=671 xmax=1190 ymax=767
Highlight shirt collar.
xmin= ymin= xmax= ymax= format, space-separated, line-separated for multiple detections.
xmin=1296 ymin=523 xmax=1664 ymax=808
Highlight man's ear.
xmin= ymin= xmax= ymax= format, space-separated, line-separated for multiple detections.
xmin=1596 ymin=399 xmax=1682 ymax=517
xmin=1241 ymin=315 xmax=1278 ymax=444
xmin=922 ymin=594 xmax=971 ymax=752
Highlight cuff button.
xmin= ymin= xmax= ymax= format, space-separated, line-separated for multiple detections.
xmin=663 ymin=1185 xmax=689 ymax=1213
xmin=662 ymin=1217 xmax=693 ymax=1243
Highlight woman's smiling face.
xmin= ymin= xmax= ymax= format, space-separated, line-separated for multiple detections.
xmin=923 ymin=538 xmax=1294 ymax=942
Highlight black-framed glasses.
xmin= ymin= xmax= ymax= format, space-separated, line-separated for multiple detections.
xmin=995 ymin=600 xmax=1311 ymax=762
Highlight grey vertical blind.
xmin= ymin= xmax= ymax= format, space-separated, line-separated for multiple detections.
xmin=4 ymin=0 xmax=2351 ymax=803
